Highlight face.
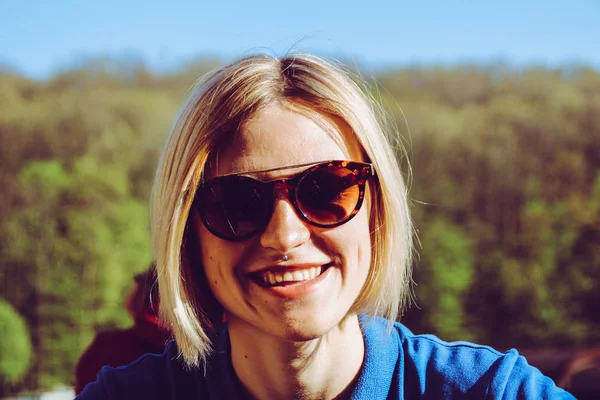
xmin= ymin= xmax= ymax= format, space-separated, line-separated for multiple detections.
xmin=191 ymin=102 xmax=371 ymax=341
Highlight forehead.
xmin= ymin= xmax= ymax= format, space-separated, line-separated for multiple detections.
xmin=208 ymin=103 xmax=362 ymax=179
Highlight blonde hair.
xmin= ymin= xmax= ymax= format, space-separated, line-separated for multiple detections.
xmin=150 ymin=53 xmax=413 ymax=367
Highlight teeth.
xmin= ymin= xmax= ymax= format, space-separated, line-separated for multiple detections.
xmin=261 ymin=266 xmax=325 ymax=285
xmin=292 ymin=271 xmax=304 ymax=281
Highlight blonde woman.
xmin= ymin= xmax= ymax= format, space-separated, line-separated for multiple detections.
xmin=77 ymin=54 xmax=574 ymax=399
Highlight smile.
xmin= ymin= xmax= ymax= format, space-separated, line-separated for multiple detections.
xmin=260 ymin=265 xmax=329 ymax=286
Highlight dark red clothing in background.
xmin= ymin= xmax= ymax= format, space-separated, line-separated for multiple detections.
xmin=75 ymin=318 xmax=171 ymax=394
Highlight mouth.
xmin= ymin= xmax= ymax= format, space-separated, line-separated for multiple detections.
xmin=256 ymin=264 xmax=332 ymax=287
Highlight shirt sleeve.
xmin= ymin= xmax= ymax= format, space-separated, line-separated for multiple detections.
xmin=397 ymin=322 xmax=577 ymax=399
xmin=488 ymin=349 xmax=577 ymax=399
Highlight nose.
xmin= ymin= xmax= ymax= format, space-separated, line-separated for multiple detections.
xmin=259 ymin=195 xmax=311 ymax=253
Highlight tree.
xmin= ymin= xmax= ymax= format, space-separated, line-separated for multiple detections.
xmin=405 ymin=218 xmax=475 ymax=341
xmin=0 ymin=299 xmax=32 ymax=396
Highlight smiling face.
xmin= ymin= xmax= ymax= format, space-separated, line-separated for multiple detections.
xmin=190 ymin=102 xmax=372 ymax=341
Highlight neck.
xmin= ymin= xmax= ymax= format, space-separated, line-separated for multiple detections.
xmin=228 ymin=314 xmax=364 ymax=400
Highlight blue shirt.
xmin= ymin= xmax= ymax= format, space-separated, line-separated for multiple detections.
xmin=77 ymin=316 xmax=575 ymax=399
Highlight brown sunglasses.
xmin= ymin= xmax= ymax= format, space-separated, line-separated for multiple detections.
xmin=193 ymin=160 xmax=374 ymax=241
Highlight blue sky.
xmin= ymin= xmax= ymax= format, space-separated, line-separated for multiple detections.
xmin=1 ymin=0 xmax=598 ymax=79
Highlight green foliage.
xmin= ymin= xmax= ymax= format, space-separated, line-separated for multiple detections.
xmin=0 ymin=299 xmax=32 ymax=383
xmin=1 ymin=59 xmax=599 ymax=393
xmin=0 ymin=68 xmax=174 ymax=393
xmin=410 ymin=218 xmax=475 ymax=341
xmin=2 ymin=156 xmax=153 ymax=389
xmin=387 ymin=64 xmax=600 ymax=351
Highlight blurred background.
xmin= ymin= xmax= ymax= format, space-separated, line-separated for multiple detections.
xmin=1 ymin=0 xmax=599 ymax=398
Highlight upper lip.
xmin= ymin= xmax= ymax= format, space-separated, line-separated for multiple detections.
xmin=249 ymin=262 xmax=331 ymax=275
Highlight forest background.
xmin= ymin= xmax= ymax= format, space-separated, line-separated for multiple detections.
xmin=0 ymin=56 xmax=599 ymax=396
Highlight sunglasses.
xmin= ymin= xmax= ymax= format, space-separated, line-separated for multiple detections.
xmin=193 ymin=160 xmax=374 ymax=241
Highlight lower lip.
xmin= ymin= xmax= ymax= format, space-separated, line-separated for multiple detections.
xmin=253 ymin=266 xmax=333 ymax=299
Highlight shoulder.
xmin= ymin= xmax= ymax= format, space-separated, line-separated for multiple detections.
xmin=359 ymin=316 xmax=576 ymax=399
xmin=392 ymin=319 xmax=576 ymax=399
xmin=394 ymin=321 xmax=507 ymax=373
xmin=75 ymin=340 xmax=207 ymax=400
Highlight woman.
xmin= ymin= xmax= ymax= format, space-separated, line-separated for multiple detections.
xmin=77 ymin=54 xmax=574 ymax=399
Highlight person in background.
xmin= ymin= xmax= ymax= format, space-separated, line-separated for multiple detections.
xmin=77 ymin=53 xmax=575 ymax=399
xmin=74 ymin=264 xmax=171 ymax=395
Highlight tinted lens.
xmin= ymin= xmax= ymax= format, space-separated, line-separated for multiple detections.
xmin=196 ymin=176 xmax=271 ymax=239
xmin=296 ymin=166 xmax=360 ymax=225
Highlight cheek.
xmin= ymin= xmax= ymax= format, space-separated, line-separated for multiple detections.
xmin=324 ymin=207 xmax=372 ymax=271
xmin=198 ymin=237 xmax=241 ymax=315
xmin=200 ymin=245 xmax=221 ymax=289
xmin=196 ymin=222 xmax=250 ymax=294
xmin=199 ymin=233 xmax=230 ymax=289
xmin=354 ymin=211 xmax=372 ymax=272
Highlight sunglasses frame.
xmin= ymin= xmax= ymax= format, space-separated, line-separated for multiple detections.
xmin=193 ymin=160 xmax=374 ymax=241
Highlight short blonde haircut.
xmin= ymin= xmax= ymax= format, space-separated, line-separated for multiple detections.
xmin=151 ymin=53 xmax=413 ymax=367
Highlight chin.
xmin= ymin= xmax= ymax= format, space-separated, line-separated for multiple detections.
xmin=270 ymin=310 xmax=356 ymax=343
xmin=279 ymin=326 xmax=328 ymax=343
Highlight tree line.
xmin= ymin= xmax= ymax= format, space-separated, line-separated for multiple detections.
xmin=0 ymin=58 xmax=598 ymax=394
